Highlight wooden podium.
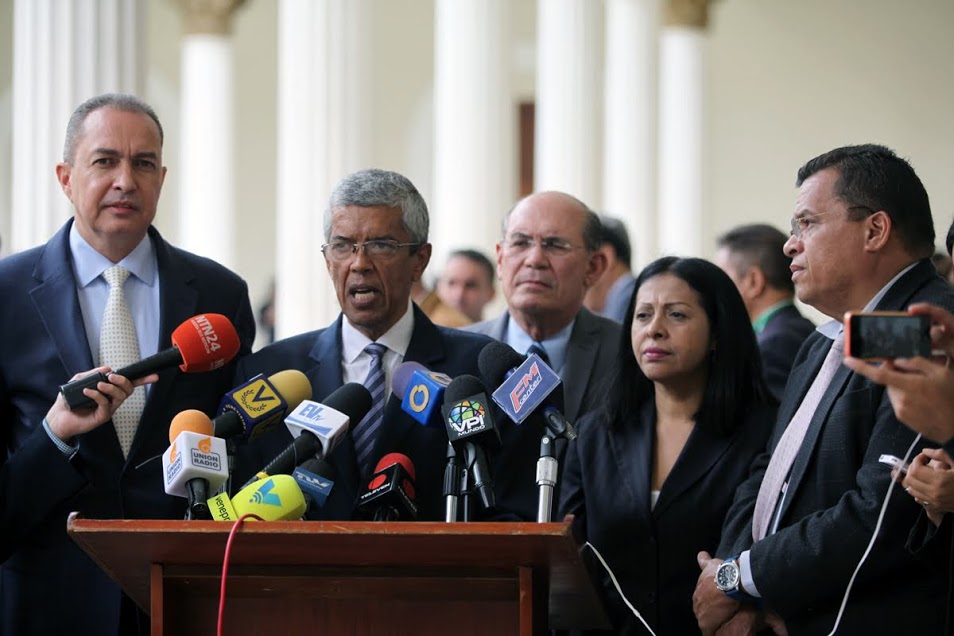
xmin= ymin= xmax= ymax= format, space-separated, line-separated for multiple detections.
xmin=68 ymin=514 xmax=608 ymax=635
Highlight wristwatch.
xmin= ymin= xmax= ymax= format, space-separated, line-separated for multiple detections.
xmin=714 ymin=556 xmax=755 ymax=602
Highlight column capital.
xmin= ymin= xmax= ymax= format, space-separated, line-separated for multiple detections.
xmin=178 ymin=0 xmax=246 ymax=35
xmin=663 ymin=0 xmax=710 ymax=29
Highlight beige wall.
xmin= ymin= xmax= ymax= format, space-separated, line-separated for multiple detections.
xmin=1 ymin=0 xmax=952 ymax=331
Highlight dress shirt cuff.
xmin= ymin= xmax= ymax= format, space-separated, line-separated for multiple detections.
xmin=739 ymin=550 xmax=762 ymax=598
xmin=42 ymin=417 xmax=79 ymax=459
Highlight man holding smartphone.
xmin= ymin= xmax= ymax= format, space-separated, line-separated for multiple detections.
xmin=693 ymin=144 xmax=954 ymax=635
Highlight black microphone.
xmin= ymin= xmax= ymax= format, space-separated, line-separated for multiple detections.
xmin=294 ymin=458 xmax=337 ymax=513
xmin=441 ymin=375 xmax=500 ymax=511
xmin=247 ymin=383 xmax=372 ymax=485
xmin=355 ymin=453 xmax=419 ymax=521
xmin=477 ymin=341 xmax=575 ymax=440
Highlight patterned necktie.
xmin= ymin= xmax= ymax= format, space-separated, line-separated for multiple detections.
xmin=352 ymin=343 xmax=387 ymax=476
xmin=527 ymin=342 xmax=551 ymax=367
xmin=752 ymin=334 xmax=845 ymax=541
xmin=100 ymin=265 xmax=146 ymax=457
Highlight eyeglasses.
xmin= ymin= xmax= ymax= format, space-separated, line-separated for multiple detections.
xmin=501 ymin=234 xmax=584 ymax=257
xmin=320 ymin=239 xmax=422 ymax=262
xmin=789 ymin=205 xmax=873 ymax=241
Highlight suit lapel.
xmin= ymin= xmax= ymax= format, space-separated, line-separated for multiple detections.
xmin=563 ymin=309 xmax=600 ymax=423
xmin=654 ymin=419 xmax=734 ymax=517
xmin=610 ymin=400 xmax=654 ymax=524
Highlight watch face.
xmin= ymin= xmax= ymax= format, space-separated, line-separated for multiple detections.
xmin=715 ymin=561 xmax=740 ymax=591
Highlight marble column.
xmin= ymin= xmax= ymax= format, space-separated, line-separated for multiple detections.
xmin=11 ymin=0 xmax=143 ymax=252
xmin=658 ymin=0 xmax=709 ymax=257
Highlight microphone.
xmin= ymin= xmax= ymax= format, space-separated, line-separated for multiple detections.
xmin=247 ymin=383 xmax=372 ymax=484
xmin=478 ymin=341 xmax=576 ymax=440
xmin=161 ymin=409 xmax=229 ymax=520
xmin=441 ymin=375 xmax=500 ymax=511
xmin=207 ymin=474 xmax=307 ymax=522
xmin=213 ymin=369 xmax=313 ymax=441
xmin=391 ymin=362 xmax=452 ymax=428
xmin=294 ymin=458 xmax=336 ymax=512
xmin=61 ymin=313 xmax=241 ymax=409
xmin=355 ymin=453 xmax=418 ymax=521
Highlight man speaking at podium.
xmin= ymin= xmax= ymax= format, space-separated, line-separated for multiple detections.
xmin=235 ymin=168 xmax=492 ymax=521
xmin=0 ymin=94 xmax=254 ymax=635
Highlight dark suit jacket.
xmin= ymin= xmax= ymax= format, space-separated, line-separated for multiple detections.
xmin=718 ymin=259 xmax=954 ymax=635
xmin=467 ymin=308 xmax=622 ymax=521
xmin=560 ymin=399 xmax=775 ymax=635
xmin=758 ymin=303 xmax=816 ymax=401
xmin=233 ymin=305 xmax=495 ymax=522
xmin=0 ymin=221 xmax=255 ymax=635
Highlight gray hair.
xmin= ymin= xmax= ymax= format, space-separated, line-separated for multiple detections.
xmin=325 ymin=168 xmax=429 ymax=243
xmin=502 ymin=191 xmax=602 ymax=252
xmin=63 ymin=93 xmax=164 ymax=164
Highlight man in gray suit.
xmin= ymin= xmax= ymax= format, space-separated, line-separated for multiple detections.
xmin=469 ymin=191 xmax=621 ymax=424
xmin=469 ymin=191 xmax=621 ymax=520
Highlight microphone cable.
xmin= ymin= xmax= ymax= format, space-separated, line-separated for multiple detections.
xmin=218 ymin=513 xmax=264 ymax=636
xmin=825 ymin=432 xmax=921 ymax=635
xmin=583 ymin=541 xmax=658 ymax=636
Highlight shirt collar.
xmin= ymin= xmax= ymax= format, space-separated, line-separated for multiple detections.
xmin=341 ymin=299 xmax=415 ymax=362
xmin=69 ymin=223 xmax=157 ymax=288
xmin=752 ymin=300 xmax=794 ymax=335
xmin=815 ymin=261 xmax=919 ymax=340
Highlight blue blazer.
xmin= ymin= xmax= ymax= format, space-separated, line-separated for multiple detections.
xmin=0 ymin=221 xmax=255 ymax=635
xmin=560 ymin=399 xmax=775 ymax=635
xmin=232 ymin=306 xmax=496 ymax=522
xmin=719 ymin=259 xmax=954 ymax=634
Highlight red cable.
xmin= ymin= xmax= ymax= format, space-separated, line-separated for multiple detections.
xmin=217 ymin=514 xmax=263 ymax=636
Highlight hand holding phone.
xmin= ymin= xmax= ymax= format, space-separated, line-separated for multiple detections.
xmin=844 ymin=311 xmax=931 ymax=360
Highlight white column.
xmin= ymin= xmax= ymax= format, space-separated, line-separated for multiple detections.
xmin=11 ymin=0 xmax=143 ymax=253
xmin=177 ymin=0 xmax=245 ymax=271
xmin=602 ymin=0 xmax=660 ymax=269
xmin=657 ymin=0 xmax=708 ymax=257
xmin=275 ymin=0 xmax=372 ymax=338
xmin=534 ymin=0 xmax=602 ymax=206
xmin=432 ymin=0 xmax=512 ymax=269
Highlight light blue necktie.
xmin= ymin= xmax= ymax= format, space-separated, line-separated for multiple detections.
xmin=353 ymin=343 xmax=387 ymax=476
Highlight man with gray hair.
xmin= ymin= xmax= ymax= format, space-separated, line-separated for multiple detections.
xmin=235 ymin=168 xmax=493 ymax=521
xmin=0 ymin=93 xmax=254 ymax=634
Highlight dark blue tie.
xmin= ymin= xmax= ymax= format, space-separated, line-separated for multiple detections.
xmin=526 ymin=342 xmax=550 ymax=367
xmin=353 ymin=342 xmax=387 ymax=476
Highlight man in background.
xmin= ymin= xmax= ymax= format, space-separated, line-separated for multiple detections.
xmin=583 ymin=214 xmax=636 ymax=323
xmin=715 ymin=223 xmax=815 ymax=400
xmin=436 ymin=248 xmax=497 ymax=323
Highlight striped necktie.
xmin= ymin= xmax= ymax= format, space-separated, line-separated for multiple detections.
xmin=353 ymin=342 xmax=388 ymax=476
xmin=100 ymin=265 xmax=146 ymax=457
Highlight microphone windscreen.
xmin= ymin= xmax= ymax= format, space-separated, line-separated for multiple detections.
xmin=374 ymin=452 xmax=416 ymax=481
xmin=443 ymin=374 xmax=488 ymax=404
xmin=322 ymin=382 xmax=373 ymax=423
xmin=478 ymin=341 xmax=526 ymax=386
xmin=168 ymin=409 xmax=214 ymax=443
xmin=390 ymin=361 xmax=427 ymax=398
xmin=268 ymin=369 xmax=312 ymax=408
xmin=172 ymin=314 xmax=241 ymax=373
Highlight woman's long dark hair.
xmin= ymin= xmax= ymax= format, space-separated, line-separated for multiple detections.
xmin=609 ymin=256 xmax=774 ymax=436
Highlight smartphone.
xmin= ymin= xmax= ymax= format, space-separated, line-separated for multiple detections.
xmin=843 ymin=311 xmax=931 ymax=360
xmin=878 ymin=453 xmax=910 ymax=474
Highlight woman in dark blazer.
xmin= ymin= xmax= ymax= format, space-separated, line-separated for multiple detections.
xmin=560 ymin=256 xmax=776 ymax=635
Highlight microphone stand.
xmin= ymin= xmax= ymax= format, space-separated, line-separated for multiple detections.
xmin=536 ymin=437 xmax=558 ymax=523
xmin=443 ymin=442 xmax=461 ymax=522
xmin=459 ymin=466 xmax=474 ymax=522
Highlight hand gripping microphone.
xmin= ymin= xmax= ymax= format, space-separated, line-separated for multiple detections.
xmin=294 ymin=458 xmax=336 ymax=512
xmin=207 ymin=474 xmax=307 ymax=522
xmin=477 ymin=341 xmax=576 ymax=441
xmin=161 ymin=409 xmax=229 ymax=520
xmin=442 ymin=375 xmax=500 ymax=511
xmin=391 ymin=362 xmax=452 ymax=428
xmin=61 ymin=313 xmax=241 ymax=409
xmin=213 ymin=369 xmax=313 ymax=441
xmin=355 ymin=453 xmax=418 ymax=521
xmin=246 ymin=383 xmax=372 ymax=485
